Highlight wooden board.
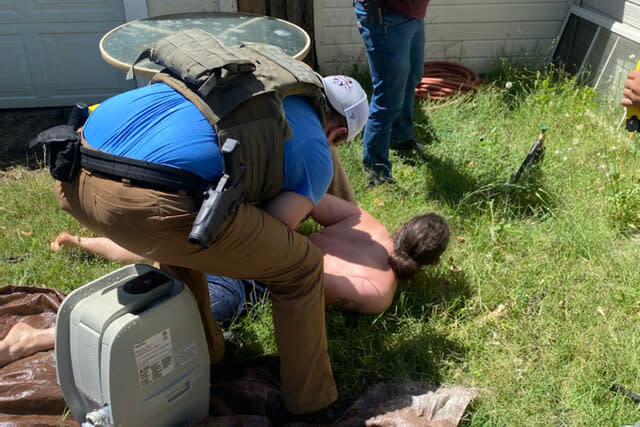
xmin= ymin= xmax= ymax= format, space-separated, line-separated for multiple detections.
xmin=238 ymin=0 xmax=266 ymax=15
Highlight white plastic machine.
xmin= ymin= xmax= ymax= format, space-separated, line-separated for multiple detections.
xmin=55 ymin=264 xmax=210 ymax=426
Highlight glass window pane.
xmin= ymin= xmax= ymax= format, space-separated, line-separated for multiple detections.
xmin=592 ymin=35 xmax=640 ymax=100
xmin=552 ymin=15 xmax=599 ymax=75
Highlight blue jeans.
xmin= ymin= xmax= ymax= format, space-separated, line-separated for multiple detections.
xmin=356 ymin=2 xmax=425 ymax=178
xmin=207 ymin=274 xmax=266 ymax=323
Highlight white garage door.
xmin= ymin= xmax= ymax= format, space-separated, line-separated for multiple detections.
xmin=0 ymin=0 xmax=136 ymax=108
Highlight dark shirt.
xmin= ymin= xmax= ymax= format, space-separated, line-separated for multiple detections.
xmin=381 ymin=0 xmax=429 ymax=19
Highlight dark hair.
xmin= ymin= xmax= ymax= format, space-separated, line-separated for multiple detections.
xmin=324 ymin=102 xmax=346 ymax=126
xmin=388 ymin=213 xmax=450 ymax=280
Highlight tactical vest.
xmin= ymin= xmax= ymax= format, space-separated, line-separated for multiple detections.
xmin=131 ymin=29 xmax=327 ymax=203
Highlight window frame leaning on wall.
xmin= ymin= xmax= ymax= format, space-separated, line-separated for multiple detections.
xmin=549 ymin=4 xmax=640 ymax=102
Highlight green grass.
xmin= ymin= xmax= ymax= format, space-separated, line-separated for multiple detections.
xmin=2 ymin=63 xmax=640 ymax=425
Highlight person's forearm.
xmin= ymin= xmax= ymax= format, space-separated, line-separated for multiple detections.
xmin=77 ymin=237 xmax=147 ymax=263
xmin=622 ymin=69 xmax=640 ymax=109
xmin=310 ymin=194 xmax=360 ymax=227
xmin=262 ymin=191 xmax=314 ymax=229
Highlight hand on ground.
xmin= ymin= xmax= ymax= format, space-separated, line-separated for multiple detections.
xmin=50 ymin=232 xmax=79 ymax=252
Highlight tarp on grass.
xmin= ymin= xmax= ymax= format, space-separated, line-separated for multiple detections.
xmin=0 ymin=285 xmax=476 ymax=426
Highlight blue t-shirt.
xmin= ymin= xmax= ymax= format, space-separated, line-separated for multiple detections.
xmin=83 ymin=83 xmax=333 ymax=204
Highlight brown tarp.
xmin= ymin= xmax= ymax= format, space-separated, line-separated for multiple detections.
xmin=0 ymin=286 xmax=476 ymax=426
xmin=0 ymin=285 xmax=78 ymax=426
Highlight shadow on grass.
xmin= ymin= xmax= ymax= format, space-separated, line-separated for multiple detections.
xmin=408 ymin=268 xmax=472 ymax=315
xmin=414 ymin=112 xmax=440 ymax=146
xmin=455 ymin=171 xmax=557 ymax=221
xmin=327 ymin=268 xmax=472 ymax=397
xmin=409 ymin=150 xmax=556 ymax=220
xmin=328 ymin=313 xmax=467 ymax=397
xmin=418 ymin=151 xmax=480 ymax=206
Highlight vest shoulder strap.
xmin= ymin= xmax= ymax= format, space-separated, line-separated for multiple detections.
xmin=145 ymin=29 xmax=326 ymax=125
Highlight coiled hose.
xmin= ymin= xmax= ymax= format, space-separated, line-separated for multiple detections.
xmin=415 ymin=61 xmax=481 ymax=108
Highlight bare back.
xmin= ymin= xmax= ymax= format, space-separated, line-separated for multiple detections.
xmin=309 ymin=195 xmax=397 ymax=313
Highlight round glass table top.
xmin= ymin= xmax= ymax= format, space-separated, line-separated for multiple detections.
xmin=100 ymin=12 xmax=311 ymax=78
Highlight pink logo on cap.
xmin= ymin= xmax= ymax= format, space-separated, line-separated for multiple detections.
xmin=331 ymin=76 xmax=354 ymax=92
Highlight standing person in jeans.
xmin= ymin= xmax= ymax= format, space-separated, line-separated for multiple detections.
xmin=356 ymin=0 xmax=430 ymax=185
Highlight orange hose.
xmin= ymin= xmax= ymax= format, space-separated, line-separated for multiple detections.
xmin=415 ymin=61 xmax=480 ymax=108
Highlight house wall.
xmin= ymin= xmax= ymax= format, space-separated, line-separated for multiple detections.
xmin=146 ymin=0 xmax=236 ymax=16
xmin=314 ymin=0 xmax=574 ymax=75
xmin=1 ymin=0 xmax=137 ymax=108
xmin=123 ymin=0 xmax=236 ymax=20
xmin=581 ymin=1 xmax=640 ymax=30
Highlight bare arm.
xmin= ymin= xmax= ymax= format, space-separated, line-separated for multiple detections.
xmin=262 ymin=191 xmax=315 ymax=230
xmin=51 ymin=233 xmax=148 ymax=263
xmin=310 ymin=193 xmax=360 ymax=227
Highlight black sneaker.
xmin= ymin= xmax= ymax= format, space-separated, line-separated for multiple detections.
xmin=367 ymin=171 xmax=394 ymax=187
xmin=280 ymin=398 xmax=354 ymax=425
xmin=390 ymin=139 xmax=426 ymax=152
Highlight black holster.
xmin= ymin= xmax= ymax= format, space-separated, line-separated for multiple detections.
xmin=358 ymin=0 xmax=384 ymax=24
xmin=29 ymin=102 xmax=88 ymax=182
xmin=30 ymin=125 xmax=81 ymax=182
xmin=189 ymin=138 xmax=244 ymax=248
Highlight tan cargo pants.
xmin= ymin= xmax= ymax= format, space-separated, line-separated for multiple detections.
xmin=55 ymin=168 xmax=337 ymax=413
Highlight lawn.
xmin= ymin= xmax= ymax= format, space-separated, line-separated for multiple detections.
xmin=1 ymin=63 xmax=640 ymax=425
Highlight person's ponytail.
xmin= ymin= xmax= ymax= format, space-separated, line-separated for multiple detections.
xmin=388 ymin=213 xmax=450 ymax=281
xmin=388 ymin=250 xmax=421 ymax=280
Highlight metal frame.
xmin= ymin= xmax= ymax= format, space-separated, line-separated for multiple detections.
xmin=123 ymin=0 xmax=149 ymax=21
xmin=548 ymin=4 xmax=640 ymax=89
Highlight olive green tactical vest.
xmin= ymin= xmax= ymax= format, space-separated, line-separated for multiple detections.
xmin=131 ymin=28 xmax=326 ymax=203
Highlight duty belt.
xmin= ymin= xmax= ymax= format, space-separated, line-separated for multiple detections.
xmin=80 ymin=146 xmax=206 ymax=198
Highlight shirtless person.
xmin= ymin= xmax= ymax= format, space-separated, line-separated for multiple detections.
xmin=309 ymin=194 xmax=449 ymax=313
xmin=49 ymin=194 xmax=449 ymax=313
xmin=1 ymin=195 xmax=449 ymax=366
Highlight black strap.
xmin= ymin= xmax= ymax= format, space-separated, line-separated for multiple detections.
xmin=80 ymin=146 xmax=205 ymax=196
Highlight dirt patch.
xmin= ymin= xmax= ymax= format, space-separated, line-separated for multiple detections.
xmin=0 ymin=107 xmax=72 ymax=170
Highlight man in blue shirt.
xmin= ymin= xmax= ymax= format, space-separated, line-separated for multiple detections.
xmin=83 ymin=83 xmax=335 ymax=207
xmin=54 ymin=74 xmax=368 ymax=421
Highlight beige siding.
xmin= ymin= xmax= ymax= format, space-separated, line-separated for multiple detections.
xmin=314 ymin=0 xmax=573 ymax=75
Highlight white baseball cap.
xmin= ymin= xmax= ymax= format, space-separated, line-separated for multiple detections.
xmin=319 ymin=74 xmax=369 ymax=142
